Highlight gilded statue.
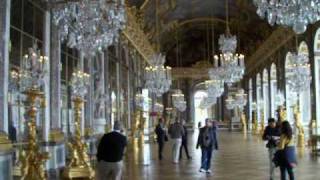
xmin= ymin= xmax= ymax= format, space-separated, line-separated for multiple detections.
xmin=294 ymin=105 xmax=305 ymax=147
xmin=252 ymin=111 xmax=259 ymax=135
xmin=259 ymin=110 xmax=265 ymax=136
xmin=240 ymin=111 xmax=247 ymax=133
xmin=278 ymin=106 xmax=287 ymax=122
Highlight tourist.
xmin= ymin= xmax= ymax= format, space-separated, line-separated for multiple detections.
xmin=262 ymin=118 xmax=281 ymax=180
xmin=155 ymin=118 xmax=168 ymax=160
xmin=276 ymin=121 xmax=297 ymax=180
xmin=198 ymin=121 xmax=202 ymax=129
xmin=180 ymin=120 xmax=192 ymax=160
xmin=96 ymin=121 xmax=127 ymax=180
xmin=168 ymin=118 xmax=185 ymax=164
xmin=196 ymin=119 xmax=218 ymax=174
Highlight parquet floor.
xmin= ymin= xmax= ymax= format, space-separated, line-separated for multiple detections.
xmin=123 ymin=131 xmax=320 ymax=180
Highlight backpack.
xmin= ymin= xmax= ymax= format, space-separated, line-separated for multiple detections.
xmin=202 ymin=128 xmax=212 ymax=147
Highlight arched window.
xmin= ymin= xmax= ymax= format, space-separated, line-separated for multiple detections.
xmin=270 ymin=63 xmax=277 ymax=118
xmin=314 ymin=29 xmax=320 ymax=131
xmin=285 ymin=52 xmax=294 ymax=124
xmin=262 ymin=69 xmax=270 ymax=122
xmin=256 ymin=74 xmax=262 ymax=123
xmin=298 ymin=42 xmax=311 ymax=126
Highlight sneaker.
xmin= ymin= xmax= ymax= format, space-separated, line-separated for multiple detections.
xmin=206 ymin=170 xmax=212 ymax=174
xmin=199 ymin=168 xmax=206 ymax=173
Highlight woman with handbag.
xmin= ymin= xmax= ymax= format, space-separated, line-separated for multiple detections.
xmin=277 ymin=121 xmax=297 ymax=180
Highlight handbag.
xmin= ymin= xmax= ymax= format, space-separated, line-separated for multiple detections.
xmin=273 ymin=150 xmax=284 ymax=167
xmin=164 ymin=134 xmax=169 ymax=142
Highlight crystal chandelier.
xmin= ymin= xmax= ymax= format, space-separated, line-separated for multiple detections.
xmin=52 ymin=0 xmax=126 ymax=55
xmin=286 ymin=52 xmax=312 ymax=93
xmin=254 ymin=0 xmax=320 ymax=34
xmin=20 ymin=45 xmax=49 ymax=90
xmin=226 ymin=88 xmax=248 ymax=110
xmin=70 ymin=70 xmax=90 ymax=98
xmin=144 ymin=53 xmax=172 ymax=97
xmin=213 ymin=0 xmax=245 ymax=86
xmin=154 ymin=102 xmax=164 ymax=113
xmin=172 ymin=89 xmax=187 ymax=112
xmin=207 ymin=67 xmax=225 ymax=98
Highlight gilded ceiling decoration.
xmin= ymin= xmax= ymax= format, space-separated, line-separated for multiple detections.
xmin=127 ymin=0 xmax=276 ymax=69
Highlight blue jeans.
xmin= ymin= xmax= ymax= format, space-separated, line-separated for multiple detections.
xmin=201 ymin=148 xmax=213 ymax=170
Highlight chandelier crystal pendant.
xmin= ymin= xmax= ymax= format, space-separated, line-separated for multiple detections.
xmin=286 ymin=52 xmax=312 ymax=93
xmin=172 ymin=89 xmax=187 ymax=112
xmin=52 ymin=0 xmax=126 ymax=56
xmin=144 ymin=53 xmax=172 ymax=97
xmin=213 ymin=0 xmax=245 ymax=87
xmin=144 ymin=0 xmax=172 ymax=97
xmin=226 ymin=88 xmax=248 ymax=110
xmin=254 ymin=0 xmax=320 ymax=34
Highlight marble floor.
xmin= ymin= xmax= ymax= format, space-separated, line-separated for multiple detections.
xmin=123 ymin=131 xmax=320 ymax=180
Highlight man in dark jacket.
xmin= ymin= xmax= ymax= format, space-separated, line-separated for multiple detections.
xmin=262 ymin=118 xmax=280 ymax=180
xmin=96 ymin=121 xmax=127 ymax=180
xmin=196 ymin=119 xmax=218 ymax=174
xmin=180 ymin=120 xmax=191 ymax=160
xmin=155 ymin=118 xmax=167 ymax=160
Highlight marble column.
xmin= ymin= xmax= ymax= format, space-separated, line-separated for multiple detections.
xmin=46 ymin=17 xmax=66 ymax=171
xmin=0 ymin=0 xmax=10 ymax=134
xmin=50 ymin=23 xmax=61 ymax=130
xmin=85 ymin=57 xmax=94 ymax=130
xmin=0 ymin=1 xmax=13 ymax=180
xmin=43 ymin=10 xmax=51 ymax=142
xmin=104 ymin=49 xmax=110 ymax=128
xmin=93 ymin=52 xmax=107 ymax=134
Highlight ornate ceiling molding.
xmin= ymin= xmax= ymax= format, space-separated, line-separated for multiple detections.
xmin=172 ymin=67 xmax=209 ymax=79
xmin=245 ymin=27 xmax=294 ymax=76
xmin=122 ymin=6 xmax=155 ymax=63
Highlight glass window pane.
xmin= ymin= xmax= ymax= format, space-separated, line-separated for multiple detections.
xmin=10 ymin=0 xmax=22 ymax=29
xmin=9 ymin=28 xmax=21 ymax=66
xmin=33 ymin=6 xmax=43 ymax=41
xmin=23 ymin=1 xmax=34 ymax=35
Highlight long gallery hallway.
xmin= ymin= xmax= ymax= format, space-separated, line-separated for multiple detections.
xmin=123 ymin=131 xmax=320 ymax=180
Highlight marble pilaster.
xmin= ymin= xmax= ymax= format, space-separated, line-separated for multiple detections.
xmin=0 ymin=0 xmax=10 ymax=134
xmin=49 ymin=22 xmax=62 ymax=130
xmin=0 ymin=1 xmax=13 ymax=179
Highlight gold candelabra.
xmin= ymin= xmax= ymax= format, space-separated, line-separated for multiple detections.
xmin=20 ymin=88 xmax=49 ymax=180
xmin=63 ymin=96 xmax=94 ymax=179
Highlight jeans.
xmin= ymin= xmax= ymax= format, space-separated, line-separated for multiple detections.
xmin=172 ymin=138 xmax=182 ymax=163
xmin=180 ymin=140 xmax=190 ymax=159
xmin=158 ymin=141 xmax=164 ymax=160
xmin=201 ymin=147 xmax=213 ymax=170
xmin=280 ymin=165 xmax=294 ymax=180
xmin=268 ymin=147 xmax=277 ymax=179
xmin=96 ymin=161 xmax=123 ymax=180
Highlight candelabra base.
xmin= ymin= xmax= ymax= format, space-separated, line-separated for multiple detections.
xmin=63 ymin=166 xmax=94 ymax=179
